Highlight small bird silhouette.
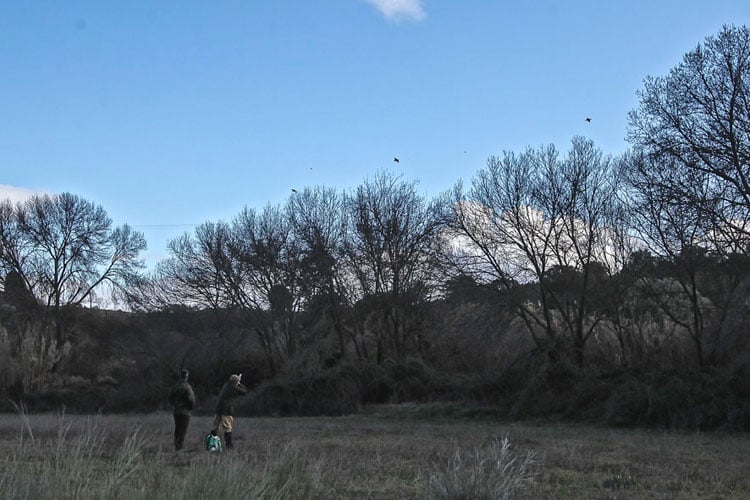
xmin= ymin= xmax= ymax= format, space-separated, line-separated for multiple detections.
xmin=291 ymin=188 xmax=298 ymax=193
xmin=393 ymin=157 xmax=400 ymax=163
xmin=585 ymin=117 xmax=592 ymax=123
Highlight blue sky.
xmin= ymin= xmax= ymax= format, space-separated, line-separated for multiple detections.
xmin=1 ymin=1 xmax=748 ymax=270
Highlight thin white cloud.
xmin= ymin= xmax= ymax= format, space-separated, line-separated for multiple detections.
xmin=0 ymin=184 xmax=47 ymax=204
xmin=364 ymin=0 xmax=426 ymax=22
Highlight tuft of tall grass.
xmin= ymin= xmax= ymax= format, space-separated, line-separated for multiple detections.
xmin=10 ymin=400 xmax=34 ymax=441
xmin=146 ymin=439 xmax=321 ymax=500
xmin=423 ymin=436 xmax=539 ymax=500
xmin=1 ymin=409 xmax=144 ymax=499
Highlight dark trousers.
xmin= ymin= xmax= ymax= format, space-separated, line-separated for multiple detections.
xmin=173 ymin=413 xmax=190 ymax=451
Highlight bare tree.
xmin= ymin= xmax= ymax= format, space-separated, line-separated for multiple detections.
xmin=154 ymin=204 xmax=308 ymax=375
xmin=450 ymin=138 xmax=623 ymax=365
xmin=0 ymin=193 xmax=146 ymax=344
xmin=155 ymin=221 xmax=235 ymax=310
xmin=547 ymin=138 xmax=624 ymax=365
xmin=343 ymin=172 xmax=447 ymax=363
xmin=0 ymin=193 xmax=145 ymax=394
xmin=627 ymin=24 xmax=750 ymax=252
xmin=624 ymin=24 xmax=750 ymax=366
xmin=620 ymin=152 xmax=746 ymax=366
xmin=450 ymin=146 xmax=559 ymax=353
xmin=229 ymin=204 xmax=307 ymax=372
xmin=286 ymin=186 xmax=366 ymax=359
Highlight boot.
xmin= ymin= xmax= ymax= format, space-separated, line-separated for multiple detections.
xmin=224 ymin=431 xmax=233 ymax=449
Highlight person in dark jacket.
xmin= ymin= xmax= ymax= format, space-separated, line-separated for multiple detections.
xmin=212 ymin=373 xmax=247 ymax=449
xmin=168 ymin=368 xmax=196 ymax=451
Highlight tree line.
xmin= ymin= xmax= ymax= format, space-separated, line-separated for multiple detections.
xmin=1 ymin=25 xmax=749 ymax=429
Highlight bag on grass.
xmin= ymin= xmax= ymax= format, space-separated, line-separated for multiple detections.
xmin=205 ymin=431 xmax=223 ymax=452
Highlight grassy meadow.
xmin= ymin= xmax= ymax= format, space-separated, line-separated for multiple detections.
xmin=0 ymin=404 xmax=748 ymax=499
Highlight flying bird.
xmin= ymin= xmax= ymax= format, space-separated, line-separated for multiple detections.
xmin=393 ymin=157 xmax=400 ymax=163
xmin=585 ymin=117 xmax=592 ymax=123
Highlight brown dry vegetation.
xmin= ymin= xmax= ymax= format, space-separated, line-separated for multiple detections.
xmin=0 ymin=406 xmax=748 ymax=499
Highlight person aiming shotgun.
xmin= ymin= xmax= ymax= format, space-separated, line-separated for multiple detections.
xmin=212 ymin=373 xmax=248 ymax=449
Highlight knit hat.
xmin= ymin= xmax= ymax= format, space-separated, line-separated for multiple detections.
xmin=229 ymin=374 xmax=241 ymax=383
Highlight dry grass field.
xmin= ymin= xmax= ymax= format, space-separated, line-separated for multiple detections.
xmin=0 ymin=404 xmax=748 ymax=499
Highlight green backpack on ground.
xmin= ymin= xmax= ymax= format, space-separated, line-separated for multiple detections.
xmin=205 ymin=431 xmax=223 ymax=452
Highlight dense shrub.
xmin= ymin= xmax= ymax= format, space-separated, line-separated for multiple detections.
xmin=240 ymin=368 xmax=363 ymax=417
xmin=565 ymin=371 xmax=613 ymax=420
xmin=240 ymin=357 xmax=462 ymax=416
xmin=384 ymin=357 xmax=440 ymax=403
xmin=603 ymin=375 xmax=651 ymax=427
xmin=334 ymin=361 xmax=392 ymax=404
xmin=601 ymin=368 xmax=749 ymax=430
xmin=296 ymin=371 xmax=361 ymax=416
xmin=241 ymin=378 xmax=297 ymax=416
